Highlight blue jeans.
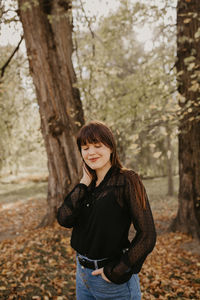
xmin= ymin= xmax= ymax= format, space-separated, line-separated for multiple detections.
xmin=76 ymin=255 xmax=141 ymax=300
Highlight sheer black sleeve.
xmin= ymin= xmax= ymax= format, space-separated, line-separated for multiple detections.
xmin=104 ymin=171 xmax=156 ymax=284
xmin=57 ymin=183 xmax=87 ymax=228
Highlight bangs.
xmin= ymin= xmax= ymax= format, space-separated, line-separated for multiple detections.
xmin=78 ymin=126 xmax=106 ymax=147
xmin=77 ymin=121 xmax=114 ymax=152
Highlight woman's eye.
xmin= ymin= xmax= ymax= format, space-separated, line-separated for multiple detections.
xmin=82 ymin=147 xmax=88 ymax=150
xmin=95 ymin=144 xmax=101 ymax=148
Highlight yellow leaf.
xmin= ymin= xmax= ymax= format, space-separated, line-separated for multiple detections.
xmin=153 ymin=152 xmax=162 ymax=158
xmin=183 ymin=18 xmax=191 ymax=23
xmin=66 ymin=247 xmax=73 ymax=255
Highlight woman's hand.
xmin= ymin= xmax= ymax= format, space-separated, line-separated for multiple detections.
xmin=80 ymin=163 xmax=92 ymax=186
xmin=92 ymin=268 xmax=111 ymax=283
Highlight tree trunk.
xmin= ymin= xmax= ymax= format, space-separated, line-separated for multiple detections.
xmin=170 ymin=0 xmax=200 ymax=239
xmin=18 ymin=0 xmax=85 ymax=226
xmin=166 ymin=125 xmax=174 ymax=196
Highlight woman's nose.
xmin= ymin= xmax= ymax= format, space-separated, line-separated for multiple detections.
xmin=88 ymin=146 xmax=95 ymax=154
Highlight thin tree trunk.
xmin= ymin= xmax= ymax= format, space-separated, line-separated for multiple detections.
xmin=18 ymin=0 xmax=85 ymax=226
xmin=169 ymin=0 xmax=200 ymax=239
xmin=166 ymin=125 xmax=174 ymax=196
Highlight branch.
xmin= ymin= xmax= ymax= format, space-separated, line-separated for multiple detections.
xmin=79 ymin=0 xmax=95 ymax=58
xmin=1 ymin=8 xmax=18 ymax=17
xmin=0 ymin=35 xmax=24 ymax=78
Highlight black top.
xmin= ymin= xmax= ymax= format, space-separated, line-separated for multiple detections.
xmin=57 ymin=166 xmax=156 ymax=284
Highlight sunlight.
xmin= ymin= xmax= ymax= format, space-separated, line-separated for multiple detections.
xmin=136 ymin=25 xmax=154 ymax=51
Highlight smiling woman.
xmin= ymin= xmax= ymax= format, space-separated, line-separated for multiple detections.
xmin=57 ymin=121 xmax=156 ymax=300
xmin=81 ymin=142 xmax=112 ymax=186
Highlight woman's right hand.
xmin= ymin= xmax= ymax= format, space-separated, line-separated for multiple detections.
xmin=80 ymin=163 xmax=92 ymax=186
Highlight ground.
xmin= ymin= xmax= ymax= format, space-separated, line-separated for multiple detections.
xmin=0 ymin=175 xmax=199 ymax=299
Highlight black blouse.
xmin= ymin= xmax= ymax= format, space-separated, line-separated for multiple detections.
xmin=57 ymin=166 xmax=156 ymax=284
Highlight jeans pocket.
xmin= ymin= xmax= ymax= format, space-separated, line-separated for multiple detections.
xmin=97 ymin=274 xmax=111 ymax=285
xmin=99 ymin=276 xmax=132 ymax=299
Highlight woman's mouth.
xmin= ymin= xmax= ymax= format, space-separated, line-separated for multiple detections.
xmin=89 ymin=158 xmax=99 ymax=162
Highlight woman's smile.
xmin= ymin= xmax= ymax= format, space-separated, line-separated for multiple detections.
xmin=89 ymin=157 xmax=99 ymax=162
xmin=81 ymin=142 xmax=112 ymax=172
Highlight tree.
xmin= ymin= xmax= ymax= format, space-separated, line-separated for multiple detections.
xmin=170 ymin=0 xmax=200 ymax=239
xmin=74 ymin=0 xmax=178 ymax=181
xmin=18 ymin=0 xmax=84 ymax=226
xmin=0 ymin=45 xmax=45 ymax=175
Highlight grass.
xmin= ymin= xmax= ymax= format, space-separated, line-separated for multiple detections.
xmin=0 ymin=175 xmax=179 ymax=216
xmin=143 ymin=176 xmax=179 ymax=216
xmin=0 ymin=181 xmax=47 ymax=205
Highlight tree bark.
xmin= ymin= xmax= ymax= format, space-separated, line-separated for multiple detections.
xmin=170 ymin=0 xmax=200 ymax=239
xmin=18 ymin=0 xmax=85 ymax=226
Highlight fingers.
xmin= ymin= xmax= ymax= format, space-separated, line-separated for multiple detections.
xmin=82 ymin=163 xmax=90 ymax=176
xmin=102 ymin=273 xmax=111 ymax=283
xmin=92 ymin=268 xmax=111 ymax=283
xmin=80 ymin=163 xmax=92 ymax=185
xmin=92 ymin=268 xmax=103 ymax=276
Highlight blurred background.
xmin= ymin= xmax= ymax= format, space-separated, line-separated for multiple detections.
xmin=0 ymin=0 xmax=178 ymax=183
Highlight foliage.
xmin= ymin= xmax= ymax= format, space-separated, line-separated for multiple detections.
xmin=0 ymin=0 xmax=179 ymax=178
xmin=0 ymin=45 xmax=46 ymax=174
xmin=73 ymin=0 xmax=178 ymax=177
xmin=0 ymin=0 xmax=19 ymax=28
xmin=176 ymin=0 xmax=200 ymax=123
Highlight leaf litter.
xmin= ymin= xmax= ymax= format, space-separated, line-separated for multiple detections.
xmin=0 ymin=197 xmax=199 ymax=299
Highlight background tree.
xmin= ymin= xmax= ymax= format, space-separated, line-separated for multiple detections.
xmin=74 ymin=0 xmax=178 ymax=187
xmin=170 ymin=0 xmax=200 ymax=239
xmin=0 ymin=45 xmax=46 ymax=175
xmin=18 ymin=0 xmax=84 ymax=226
xmin=0 ymin=0 xmax=181 ymax=217
xmin=0 ymin=0 xmax=47 ymax=176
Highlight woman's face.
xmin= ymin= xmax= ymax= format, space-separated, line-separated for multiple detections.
xmin=81 ymin=142 xmax=112 ymax=171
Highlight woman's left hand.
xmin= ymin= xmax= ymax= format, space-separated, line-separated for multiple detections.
xmin=92 ymin=268 xmax=111 ymax=283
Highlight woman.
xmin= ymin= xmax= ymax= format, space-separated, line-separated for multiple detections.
xmin=57 ymin=121 xmax=156 ymax=300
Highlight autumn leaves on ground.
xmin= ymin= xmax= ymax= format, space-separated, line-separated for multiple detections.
xmin=0 ymin=176 xmax=199 ymax=300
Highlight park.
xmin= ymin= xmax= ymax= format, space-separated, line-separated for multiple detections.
xmin=0 ymin=0 xmax=199 ymax=299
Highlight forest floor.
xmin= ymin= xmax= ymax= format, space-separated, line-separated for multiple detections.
xmin=0 ymin=175 xmax=199 ymax=299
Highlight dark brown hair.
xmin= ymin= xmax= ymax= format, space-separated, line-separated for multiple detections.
xmin=77 ymin=120 xmax=146 ymax=209
xmin=77 ymin=121 xmax=122 ymax=180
